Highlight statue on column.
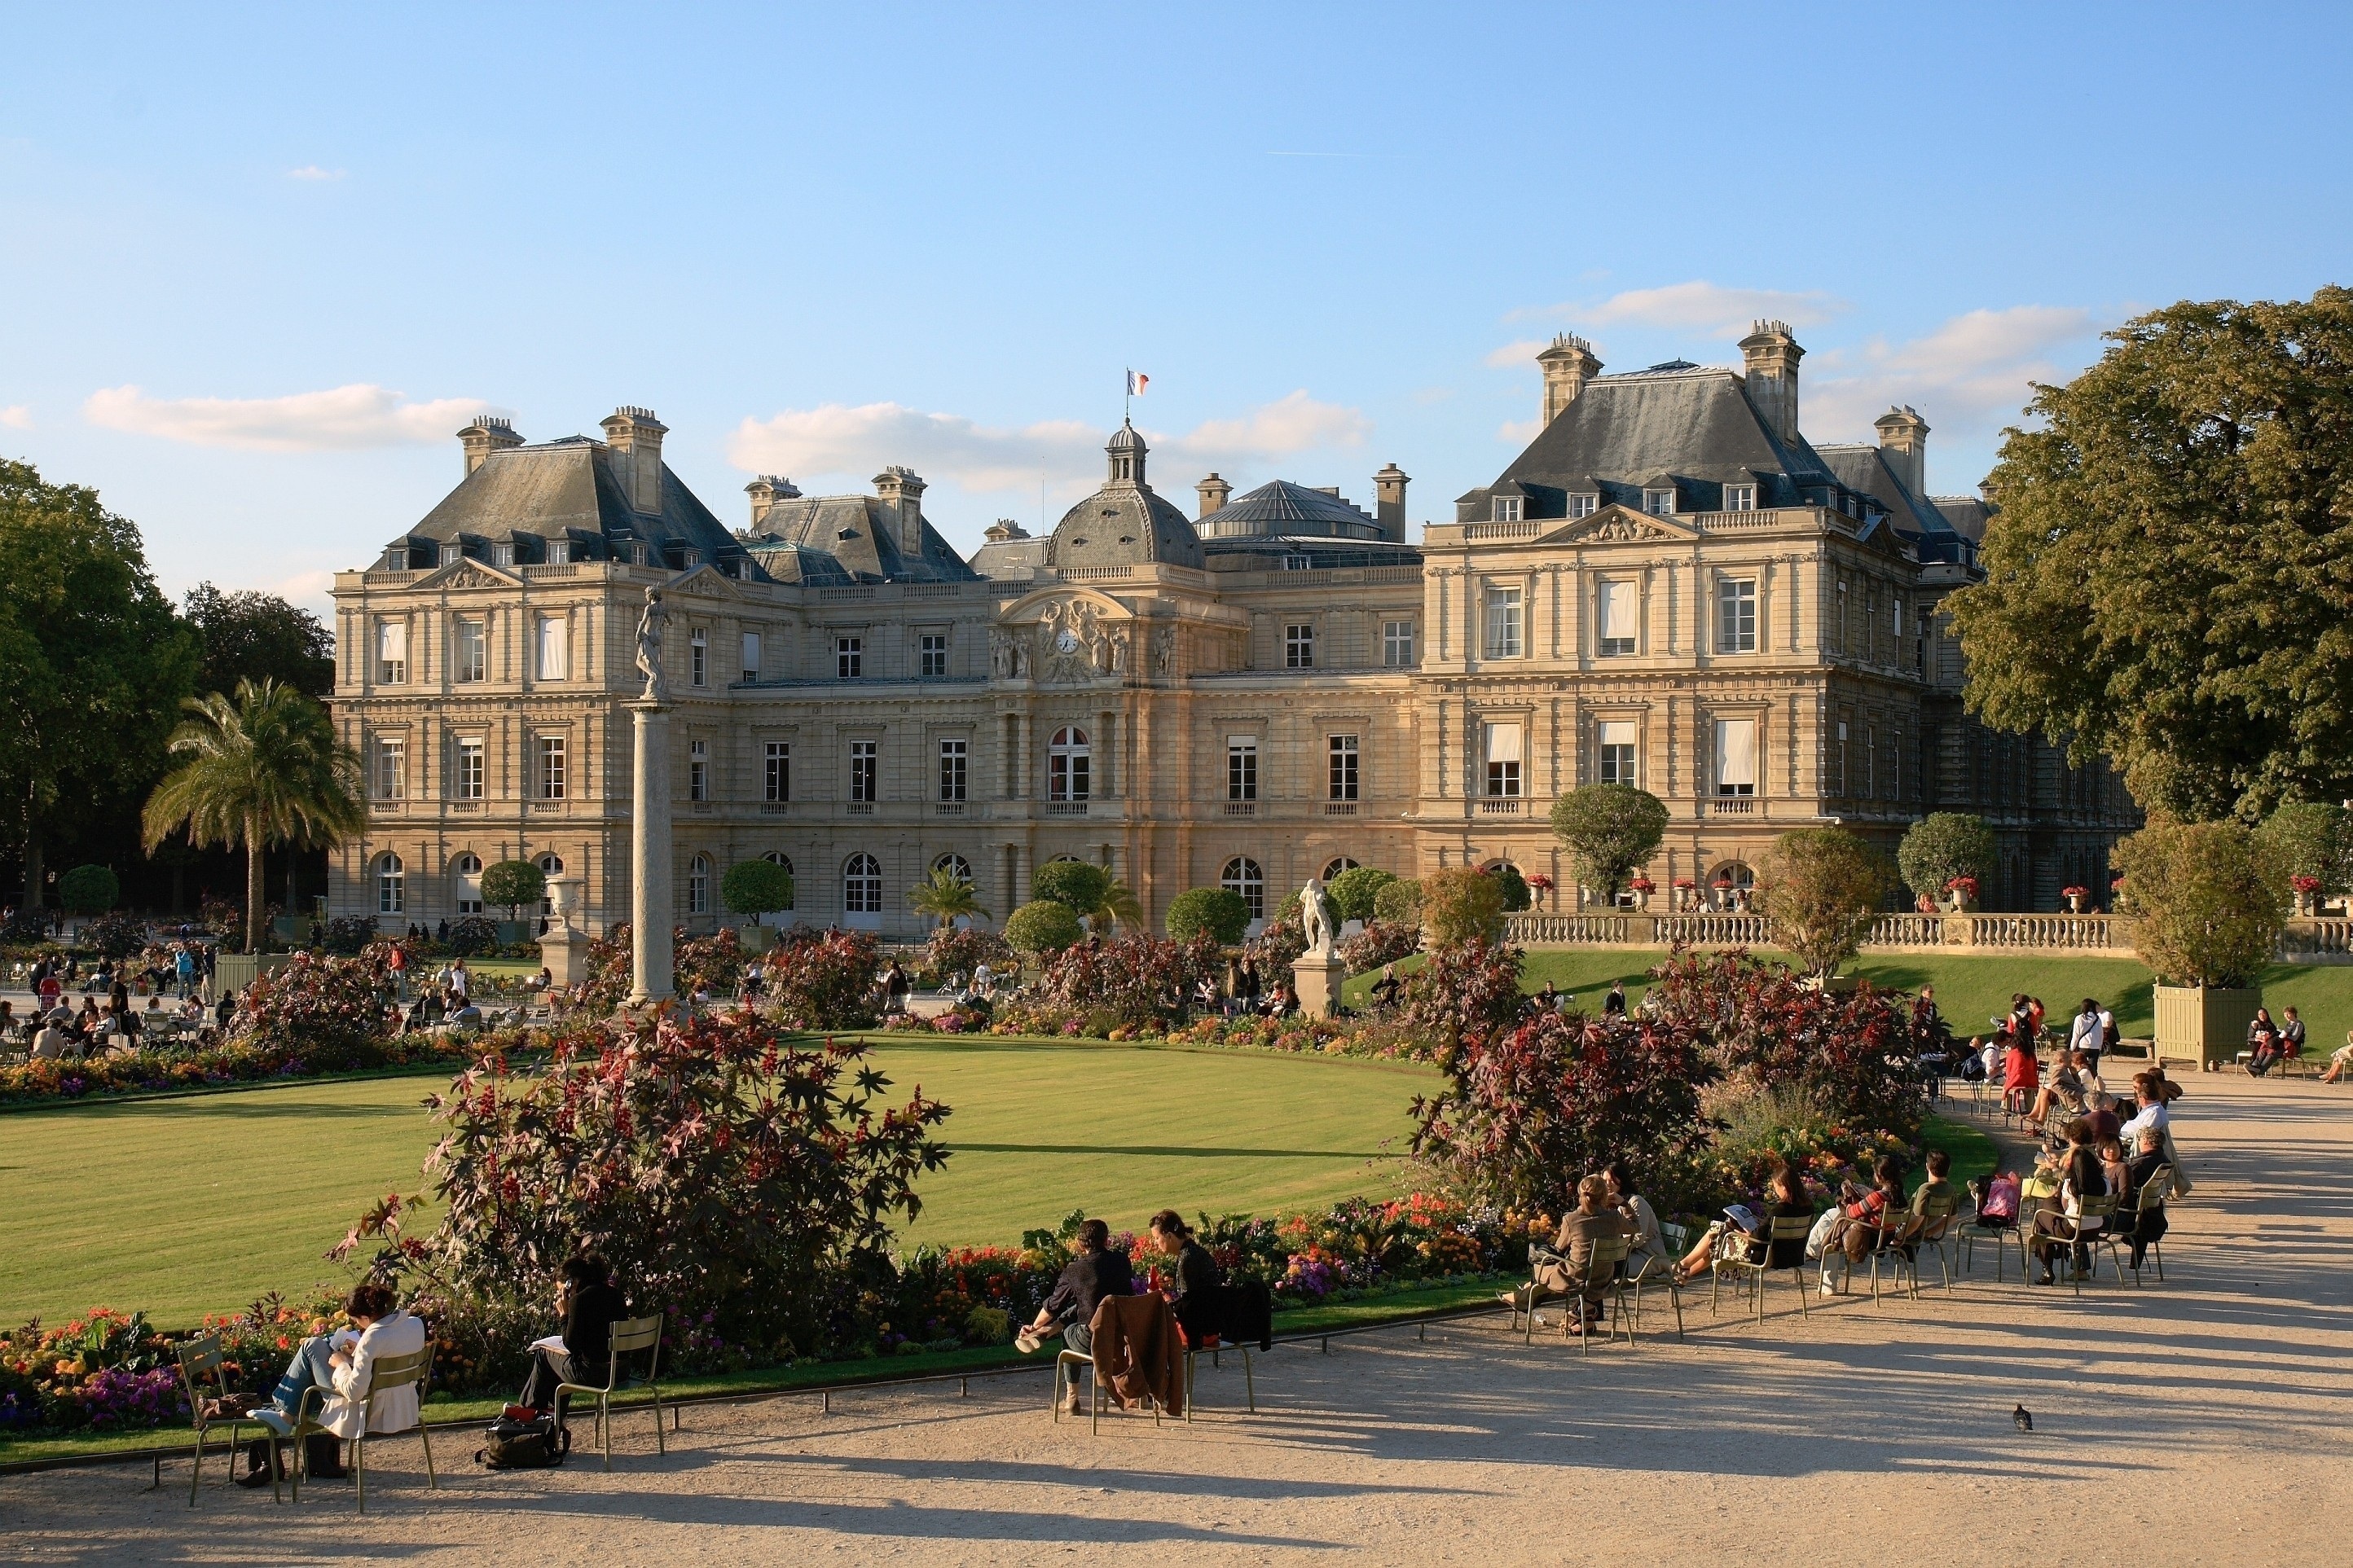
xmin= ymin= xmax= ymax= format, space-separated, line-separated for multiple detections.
xmin=1298 ymin=876 xmax=1341 ymax=956
xmin=634 ymin=588 xmax=667 ymax=702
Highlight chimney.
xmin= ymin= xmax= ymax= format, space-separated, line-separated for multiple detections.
xmin=872 ymin=466 xmax=928 ymax=558
xmin=1738 ymin=321 xmax=1804 ymax=446
xmin=1373 ymin=463 xmax=1410 ymax=542
xmin=1195 ymin=472 xmax=1230 ymax=520
xmin=1873 ymin=406 xmax=1929 ymax=497
xmin=457 ymin=415 xmax=522 ymax=476
xmin=744 ymin=474 xmax=800 ymax=530
xmin=1536 ymin=333 xmax=1603 ymax=424
xmin=600 ymin=406 xmax=668 ymax=516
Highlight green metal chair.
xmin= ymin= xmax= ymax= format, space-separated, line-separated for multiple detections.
xmin=2030 ymin=1194 xmax=2119 ymax=1295
xmin=2096 ymin=1166 xmax=2172 ymax=1285
xmin=1181 ymin=1338 xmax=1255 ymax=1421
xmin=1504 ymin=1236 xmax=1635 ymax=1352
xmin=288 ymin=1346 xmax=437 ymax=1513
xmin=169 ymin=1333 xmax=279 ymax=1506
xmin=554 ymin=1315 xmax=666 ymax=1469
xmin=1711 ymin=1214 xmax=1816 ymax=1324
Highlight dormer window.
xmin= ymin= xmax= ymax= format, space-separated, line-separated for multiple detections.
xmin=491 ymin=542 xmax=515 ymax=568
xmin=1569 ymin=493 xmax=1599 ymax=519
xmin=1491 ymin=496 xmax=1522 ymax=523
xmin=547 ymin=540 xmax=571 ymax=564
xmin=1643 ymin=487 xmax=1676 ymax=516
xmin=1724 ymin=485 xmax=1756 ymax=512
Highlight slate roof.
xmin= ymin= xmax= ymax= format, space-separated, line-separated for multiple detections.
xmin=406 ymin=440 xmax=749 ymax=570
xmin=1045 ymin=424 xmax=1205 ymax=570
xmin=1198 ymin=479 xmax=1384 ymax=542
xmin=1932 ymin=495 xmax=1994 ymax=543
xmin=738 ymin=494 xmax=981 ymax=583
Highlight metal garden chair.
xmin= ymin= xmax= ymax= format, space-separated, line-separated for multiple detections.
xmin=1711 ymin=1214 xmax=1816 ymax=1324
xmin=169 ymin=1333 xmax=279 ymax=1506
xmin=554 ymin=1314 xmax=667 ymax=1469
xmin=288 ymin=1346 xmax=438 ymax=1513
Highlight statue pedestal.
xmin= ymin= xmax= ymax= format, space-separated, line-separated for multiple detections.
xmin=626 ymin=700 xmax=674 ymax=1007
xmin=1291 ymin=949 xmax=1348 ymax=1020
xmin=538 ymin=922 xmax=590 ymax=988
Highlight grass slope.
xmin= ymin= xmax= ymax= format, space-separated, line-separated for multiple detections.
xmin=0 ymin=1038 xmax=1428 ymax=1328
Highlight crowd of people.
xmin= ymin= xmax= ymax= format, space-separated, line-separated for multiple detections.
xmin=2 ymin=942 xmax=231 ymax=1059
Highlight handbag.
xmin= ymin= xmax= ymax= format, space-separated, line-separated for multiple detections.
xmin=475 ymin=1411 xmax=571 ymax=1470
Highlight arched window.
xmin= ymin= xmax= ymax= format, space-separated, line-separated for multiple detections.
xmin=1709 ymin=860 xmax=1756 ymax=911
xmin=376 ymin=853 xmax=404 ymax=915
xmin=537 ymin=853 xmax=564 ymax=915
xmin=762 ymin=850 xmax=796 ymax=909
xmin=687 ymin=854 xmax=711 ymax=915
xmin=844 ymin=852 xmax=883 ymax=916
xmin=1048 ymin=726 xmax=1090 ymax=802
xmin=452 ymin=851 xmax=484 ymax=916
xmin=1220 ymin=856 xmax=1264 ymax=921
xmin=1321 ymin=857 xmax=1359 ymax=883
xmin=933 ymin=853 xmax=974 ymax=883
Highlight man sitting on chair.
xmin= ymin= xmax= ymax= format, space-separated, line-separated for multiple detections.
xmin=1018 ymin=1219 xmax=1137 ymax=1415
xmin=1514 ymin=1174 xmax=1634 ymax=1337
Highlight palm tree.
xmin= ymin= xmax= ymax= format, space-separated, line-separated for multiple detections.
xmin=908 ymin=863 xmax=991 ymax=928
xmin=143 ymin=679 xmax=366 ymax=953
xmin=1085 ymin=878 xmax=1145 ymax=934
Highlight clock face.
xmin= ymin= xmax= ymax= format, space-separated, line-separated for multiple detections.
xmin=1055 ymin=630 xmax=1081 ymax=653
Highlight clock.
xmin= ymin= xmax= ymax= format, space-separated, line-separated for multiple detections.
xmin=1055 ymin=630 xmax=1081 ymax=654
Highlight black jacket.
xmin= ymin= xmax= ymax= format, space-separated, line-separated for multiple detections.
xmin=1040 ymin=1250 xmax=1135 ymax=1329
xmin=561 ymin=1283 xmax=627 ymax=1373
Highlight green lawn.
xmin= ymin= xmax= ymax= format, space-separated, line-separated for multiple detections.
xmin=0 ymin=1038 xmax=1429 ymax=1329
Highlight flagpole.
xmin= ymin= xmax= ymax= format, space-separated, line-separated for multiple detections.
xmin=1124 ymin=367 xmax=1130 ymax=424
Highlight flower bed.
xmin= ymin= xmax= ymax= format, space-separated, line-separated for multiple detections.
xmin=0 ymin=1027 xmax=479 ymax=1108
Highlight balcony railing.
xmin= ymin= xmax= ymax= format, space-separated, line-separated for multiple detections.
xmin=846 ymin=801 xmax=875 ymax=815
xmin=1225 ymin=800 xmax=1256 ymax=817
xmin=935 ymin=801 xmax=966 ymax=816
xmin=1326 ymin=801 xmax=1357 ymax=816
xmin=1709 ymin=796 xmax=1756 ymax=815
xmin=1478 ymin=797 xmax=1523 ymax=815
xmin=760 ymin=802 xmax=789 ymax=815
xmin=1045 ymin=801 xmax=1089 ymax=816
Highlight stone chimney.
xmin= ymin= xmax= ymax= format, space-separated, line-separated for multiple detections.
xmin=1195 ymin=472 xmax=1231 ymax=520
xmin=1536 ymin=333 xmax=1603 ymax=424
xmin=600 ymin=406 xmax=668 ymax=516
xmin=457 ymin=416 xmax=522 ymax=476
xmin=743 ymin=475 xmax=800 ymax=530
xmin=1738 ymin=321 xmax=1804 ymax=446
xmin=1873 ymin=406 xmax=1930 ymax=496
xmin=984 ymin=518 xmax=1030 ymax=542
xmin=1373 ymin=463 xmax=1410 ymax=542
xmin=872 ymin=466 xmax=928 ymax=558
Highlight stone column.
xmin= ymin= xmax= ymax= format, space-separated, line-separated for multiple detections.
xmin=626 ymin=699 xmax=674 ymax=1007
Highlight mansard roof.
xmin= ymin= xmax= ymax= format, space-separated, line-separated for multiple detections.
xmin=738 ymin=493 xmax=980 ymax=584
xmin=1198 ymin=479 xmax=1383 ymax=542
xmin=408 ymin=440 xmax=743 ymax=566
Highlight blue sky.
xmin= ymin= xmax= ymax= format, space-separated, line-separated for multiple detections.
xmin=2 ymin=2 xmax=2347 ymax=613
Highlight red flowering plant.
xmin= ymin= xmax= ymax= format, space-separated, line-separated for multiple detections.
xmin=1037 ymin=932 xmax=1224 ymax=1029
xmin=578 ymin=925 xmax=754 ymax=1012
xmin=923 ymin=925 xmax=1014 ymax=988
xmin=1629 ymin=876 xmax=1657 ymax=894
xmin=2061 ymin=885 xmax=2091 ymax=899
xmin=1396 ymin=937 xmax=1527 ymax=1064
xmin=2290 ymin=874 xmax=2324 ymax=895
xmin=1339 ymin=919 xmax=1423 ymax=977
xmin=1943 ymin=874 xmax=1980 ymax=900
xmin=761 ymin=927 xmax=884 ymax=1030
xmin=235 ymin=945 xmax=401 ymax=1069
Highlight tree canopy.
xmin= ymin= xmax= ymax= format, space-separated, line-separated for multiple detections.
xmin=479 ymin=859 xmax=545 ymax=917
xmin=1896 ymin=812 xmax=1998 ymax=903
xmin=1758 ymin=828 xmax=1894 ymax=977
xmin=183 ymin=582 xmax=336 ymax=699
xmin=2253 ymin=801 xmax=2351 ymax=897
xmin=1029 ymin=858 xmax=1110 ymax=915
xmin=906 ymin=862 xmax=987 ymax=928
xmin=1323 ymin=865 xmax=1396 ymax=925
xmin=722 ymin=859 xmax=796 ymax=924
xmin=1166 ymin=886 xmax=1250 ymax=944
xmin=1549 ymin=784 xmax=1669 ymax=904
xmin=1420 ymin=867 xmax=1506 ymax=948
xmin=1946 ymin=288 xmax=2353 ymax=819
xmin=1005 ymin=898 xmax=1084 ymax=955
xmin=2113 ymin=818 xmax=2286 ymax=988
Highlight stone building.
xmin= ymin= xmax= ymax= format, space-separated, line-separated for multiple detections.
xmin=327 ymin=326 xmax=2133 ymax=939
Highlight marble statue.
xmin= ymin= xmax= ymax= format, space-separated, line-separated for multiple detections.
xmin=633 ymin=587 xmax=667 ymax=702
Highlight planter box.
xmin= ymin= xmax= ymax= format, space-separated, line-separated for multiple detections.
xmin=733 ymin=922 xmax=778 ymax=954
xmin=213 ymin=951 xmax=293 ymax=997
xmin=2153 ymin=983 xmax=2263 ymax=1071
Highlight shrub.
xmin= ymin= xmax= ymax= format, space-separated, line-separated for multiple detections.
xmin=57 ymin=864 xmax=120 ymax=916
xmin=1420 ymin=867 xmax=1506 ymax=947
xmin=2254 ymin=802 xmax=2351 ymax=907
xmin=1397 ymin=937 xmax=1524 ymax=1057
xmin=1758 ymin=827 xmax=1894 ymax=977
xmin=1547 ymin=784 xmax=1669 ymax=905
xmin=316 ymin=916 xmax=380 ymax=955
xmin=478 ymin=859 xmax=545 ymax=918
xmin=2113 ymin=818 xmax=2287 ymax=987
xmin=1029 ymin=859 xmax=1111 ymax=915
xmin=674 ymin=927 xmax=745 ymax=1000
xmin=1486 ymin=863 xmax=1531 ymax=912
xmin=763 ymin=927 xmax=881 ymax=1028
xmin=1339 ymin=919 xmax=1422 ymax=976
xmin=236 ymin=947 xmax=398 ymax=1068
xmin=81 ymin=913 xmax=147 ymax=959
xmin=723 ymin=859 xmax=796 ymax=925
xmin=1005 ymin=899 xmax=1085 ymax=955
xmin=446 ymin=916 xmax=500 ymax=956
xmin=1325 ymin=867 xmax=1396 ymax=925
xmin=1372 ymin=878 xmax=1423 ymax=925
xmin=1896 ymin=813 xmax=1997 ymax=903
xmin=926 ymin=925 xmax=1014 ymax=984
xmin=1038 ymin=932 xmax=1224 ymax=1026
xmin=1166 ymin=887 xmax=1250 ymax=944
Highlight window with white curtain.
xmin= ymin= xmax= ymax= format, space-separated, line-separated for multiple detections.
xmin=1483 ymin=722 xmax=1522 ymax=797
xmin=536 ymin=616 xmax=568 ymax=681
xmin=376 ymin=619 xmax=407 ymax=683
xmin=1484 ymin=586 xmax=1523 ymax=658
xmin=1598 ymin=719 xmax=1638 ymax=785
xmin=741 ymin=631 xmax=762 ymax=683
xmin=1713 ymin=718 xmax=1757 ymax=797
xmin=1597 ymin=580 xmax=1637 ymax=656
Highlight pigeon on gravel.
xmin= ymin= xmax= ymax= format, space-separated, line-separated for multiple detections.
xmin=2013 ymin=1404 xmax=2033 ymax=1432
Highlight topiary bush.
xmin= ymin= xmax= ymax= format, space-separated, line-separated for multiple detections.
xmin=1029 ymin=859 xmax=1111 ymax=915
xmin=57 ymin=864 xmax=121 ymax=916
xmin=2113 ymin=817 xmax=2288 ymax=988
xmin=1547 ymin=784 xmax=1669 ymax=906
xmin=478 ymin=859 xmax=545 ymax=918
xmin=1372 ymin=878 xmax=1422 ymax=925
xmin=1165 ymin=886 xmax=1250 ymax=945
xmin=1896 ymin=812 xmax=1997 ymax=904
xmin=1419 ymin=867 xmax=1505 ymax=947
xmin=723 ymin=859 xmax=796 ymax=925
xmin=1758 ymin=827 xmax=1895 ymax=977
xmin=1005 ymin=899 xmax=1085 ymax=955
xmin=1325 ymin=866 xmax=1396 ymax=925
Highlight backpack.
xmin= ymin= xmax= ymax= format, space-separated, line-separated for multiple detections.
xmin=475 ymin=1411 xmax=570 ymax=1470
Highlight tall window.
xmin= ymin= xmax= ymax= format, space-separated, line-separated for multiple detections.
xmin=1226 ymin=737 xmax=1258 ymax=801
xmin=1220 ymin=856 xmax=1265 ymax=920
xmin=1328 ymin=734 xmax=1359 ymax=802
xmin=547 ymin=539 xmax=570 ymax=565
xmin=1285 ymin=624 xmax=1315 ymax=669
xmin=1597 ymin=580 xmax=1637 ymax=656
xmin=843 ymin=852 xmax=882 ymax=915
xmin=1048 ymin=726 xmax=1090 ymax=802
xmin=375 ymin=736 xmax=406 ymax=801
xmin=1836 ymin=720 xmax=1849 ymax=795
xmin=1483 ymin=722 xmax=1522 ymax=797
xmin=376 ymin=853 xmax=404 ymax=915
xmin=1867 ymin=726 xmax=1880 ymax=798
xmin=920 ymin=633 xmax=948 ymax=678
xmin=537 ymin=736 xmax=567 ymax=800
xmin=376 ymin=619 xmax=407 ymax=683
xmin=837 ymin=636 xmax=863 ymax=679
xmin=687 ymin=854 xmax=710 ymax=915
xmin=1713 ymin=717 xmax=1757 ymax=797
xmin=535 ymin=616 xmax=568 ymax=681
xmin=1484 ymin=586 xmax=1523 ymax=658
xmin=689 ymin=630 xmax=707 ymax=687
xmin=455 ymin=737 xmax=485 ymax=801
xmin=454 ymin=619 xmax=486 ymax=683
xmin=764 ymin=741 xmax=790 ymax=802
xmin=1382 ymin=620 xmax=1415 ymax=667
xmin=849 ymin=740 xmax=877 ymax=803
xmin=688 ymin=739 xmax=708 ymax=802
xmin=759 ymin=851 xmax=796 ymax=909
xmin=741 ymin=631 xmax=762 ymax=683
xmin=1597 ymin=720 xmax=1637 ymax=785
xmin=1717 ymin=578 xmax=1757 ymax=653
xmin=452 ymin=851 xmax=483 ymax=915
xmin=1724 ymin=484 xmax=1757 ymax=512
xmin=939 ymin=737 xmax=968 ymax=802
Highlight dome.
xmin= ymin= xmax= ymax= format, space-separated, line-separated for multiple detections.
xmin=1197 ymin=479 xmax=1383 ymax=542
xmin=1106 ymin=420 xmax=1146 ymax=453
xmin=1047 ymin=423 xmax=1203 ymax=569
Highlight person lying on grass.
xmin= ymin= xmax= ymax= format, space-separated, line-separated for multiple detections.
xmin=239 ymin=1281 xmax=426 ymax=1487
xmin=1017 ymin=1218 xmax=1137 ymax=1415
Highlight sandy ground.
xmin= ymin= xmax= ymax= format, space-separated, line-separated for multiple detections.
xmin=5 ymin=1074 xmax=2349 ymax=1566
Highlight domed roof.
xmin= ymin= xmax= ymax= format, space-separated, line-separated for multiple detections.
xmin=1049 ymin=486 xmax=1203 ymax=570
xmin=1106 ymin=419 xmax=1147 ymax=452
xmin=1198 ymin=479 xmax=1383 ymax=542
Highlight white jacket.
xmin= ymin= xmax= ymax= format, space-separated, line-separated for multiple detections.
xmin=319 ymin=1311 xmax=429 ymax=1439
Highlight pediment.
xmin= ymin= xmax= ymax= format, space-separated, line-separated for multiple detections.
xmin=1532 ymin=504 xmax=1697 ymax=547
xmin=664 ymin=562 xmax=748 ymax=600
xmin=995 ymin=585 xmax=1131 ymax=624
xmin=411 ymin=558 xmax=524 ymax=592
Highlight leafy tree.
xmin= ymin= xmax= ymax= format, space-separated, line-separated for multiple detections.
xmin=1037 ymin=932 xmax=1224 ymax=1027
xmin=56 ymin=863 xmax=120 ymax=915
xmin=1548 ymin=784 xmax=1669 ymax=905
xmin=0 ymin=461 xmax=198 ymax=905
xmin=478 ymin=859 xmax=545 ymax=921
xmin=723 ymin=859 xmax=797 ymax=925
xmin=906 ymin=863 xmax=987 ymax=928
xmin=1487 ymin=862 xmax=1531 ymax=912
xmin=1324 ymin=866 xmax=1396 ymax=925
xmin=1029 ymin=858 xmax=1110 ymax=916
xmin=1086 ymin=877 xmax=1144 ymax=933
xmin=1166 ymin=886 xmax=1250 ymax=944
xmin=1005 ymin=899 xmax=1084 ymax=955
xmin=181 ymin=582 xmax=335 ymax=699
xmin=1896 ymin=812 xmax=1998 ymax=903
xmin=2252 ymin=801 xmax=2351 ymax=908
xmin=1946 ymin=288 xmax=2353 ymax=819
xmin=1419 ymin=866 xmax=1506 ymax=948
xmin=140 ymin=679 xmax=366 ymax=952
xmin=1371 ymin=878 xmax=1422 ymax=924
xmin=2113 ymin=818 xmax=2287 ymax=987
xmin=1757 ymin=828 xmax=1893 ymax=978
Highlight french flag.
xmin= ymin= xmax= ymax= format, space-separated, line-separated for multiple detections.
xmin=1127 ymin=370 xmax=1149 ymax=397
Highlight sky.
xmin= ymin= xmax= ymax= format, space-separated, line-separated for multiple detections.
xmin=2 ymin=2 xmax=2349 ymax=617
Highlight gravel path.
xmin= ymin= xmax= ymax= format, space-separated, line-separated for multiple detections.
xmin=6 ymin=1074 xmax=2348 ymax=1566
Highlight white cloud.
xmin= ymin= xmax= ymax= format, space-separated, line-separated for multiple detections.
xmin=728 ymin=391 xmax=1369 ymax=493
xmin=84 ymin=384 xmax=500 ymax=451
xmin=1484 ymin=338 xmax=1550 ymax=369
xmin=288 ymin=165 xmax=345 ymax=182
xmin=1803 ymin=305 xmax=2103 ymax=445
xmin=1586 ymin=281 xmax=1849 ymax=337
xmin=0 ymin=405 xmax=29 ymax=429
xmin=1498 ymin=416 xmax=1541 ymax=446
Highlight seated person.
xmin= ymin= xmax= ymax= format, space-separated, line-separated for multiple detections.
xmin=1822 ymin=1154 xmax=1910 ymax=1295
xmin=2025 ymin=1053 xmax=2087 ymax=1133
xmin=2322 ymin=1029 xmax=2353 ymax=1084
xmin=29 ymin=1016 xmax=70 ymax=1061
xmin=1671 ymin=1158 xmax=1811 ymax=1284
xmin=2000 ymin=1029 xmax=2040 ymax=1115
xmin=2028 ymin=1119 xmax=2109 ymax=1286
xmin=1019 ymin=1219 xmax=1137 ymax=1414
xmin=2113 ymin=1129 xmax=2170 ymax=1269
xmin=1911 ymin=1148 xmax=1955 ymax=1223
xmin=1513 ymin=1174 xmax=1635 ymax=1335
xmin=1603 ymin=1160 xmax=1666 ymax=1280
xmin=516 ymin=1255 xmax=627 ymax=1427
xmin=1146 ymin=1210 xmax=1222 ymax=1346
xmin=240 ymin=1282 xmax=426 ymax=1487
xmin=2245 ymin=1007 xmax=2283 ymax=1075
xmin=1369 ymin=964 xmax=1403 ymax=1010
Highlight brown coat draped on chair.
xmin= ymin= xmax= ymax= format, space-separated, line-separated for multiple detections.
xmin=1087 ymin=1293 xmax=1185 ymax=1418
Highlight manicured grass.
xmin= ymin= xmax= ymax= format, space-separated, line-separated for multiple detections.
xmin=0 ymin=1037 xmax=1428 ymax=1329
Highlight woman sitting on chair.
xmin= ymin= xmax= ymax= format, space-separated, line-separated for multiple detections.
xmin=240 ymin=1281 xmax=426 ymax=1487
xmin=2028 ymin=1119 xmax=2109 ymax=1286
xmin=1146 ymin=1210 xmax=1222 ymax=1346
xmin=1669 ymin=1157 xmax=1810 ymax=1285
xmin=516 ymin=1254 xmax=627 ymax=1426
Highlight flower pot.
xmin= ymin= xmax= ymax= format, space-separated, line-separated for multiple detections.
xmin=2153 ymin=983 xmax=2263 ymax=1072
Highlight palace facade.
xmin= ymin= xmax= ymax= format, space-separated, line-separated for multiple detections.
xmin=326 ymin=324 xmax=2136 ymax=940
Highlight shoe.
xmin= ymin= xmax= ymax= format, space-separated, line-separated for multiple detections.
xmin=245 ymin=1406 xmax=291 ymax=1438
xmin=235 ymin=1439 xmax=280 ymax=1488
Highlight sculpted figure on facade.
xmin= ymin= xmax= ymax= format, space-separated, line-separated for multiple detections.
xmin=633 ymin=588 xmax=667 ymax=701
xmin=1152 ymin=624 xmax=1176 ymax=675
